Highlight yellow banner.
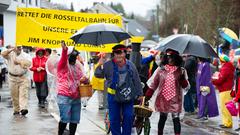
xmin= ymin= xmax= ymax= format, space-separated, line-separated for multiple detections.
xmin=130 ymin=36 xmax=144 ymax=43
xmin=16 ymin=8 xmax=123 ymax=52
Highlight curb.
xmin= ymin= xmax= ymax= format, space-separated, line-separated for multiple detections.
xmin=182 ymin=116 xmax=238 ymax=135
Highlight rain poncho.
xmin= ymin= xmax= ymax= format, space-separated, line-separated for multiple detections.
xmin=57 ymin=47 xmax=85 ymax=99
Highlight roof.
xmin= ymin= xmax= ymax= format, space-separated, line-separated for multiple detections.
xmin=89 ymin=3 xmax=149 ymax=37
xmin=41 ymin=0 xmax=69 ymax=10
xmin=89 ymin=3 xmax=128 ymax=22
xmin=127 ymin=19 xmax=149 ymax=37
xmin=0 ymin=0 xmax=10 ymax=12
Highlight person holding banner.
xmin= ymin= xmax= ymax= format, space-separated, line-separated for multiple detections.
xmin=57 ymin=41 xmax=88 ymax=135
xmin=1 ymin=46 xmax=31 ymax=116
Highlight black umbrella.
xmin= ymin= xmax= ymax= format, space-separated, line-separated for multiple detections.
xmin=155 ymin=34 xmax=218 ymax=58
xmin=70 ymin=23 xmax=131 ymax=45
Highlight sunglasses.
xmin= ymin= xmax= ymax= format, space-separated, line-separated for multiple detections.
xmin=113 ymin=50 xmax=126 ymax=54
xmin=167 ymin=54 xmax=174 ymax=58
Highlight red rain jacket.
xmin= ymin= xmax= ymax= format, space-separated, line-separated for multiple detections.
xmin=30 ymin=48 xmax=48 ymax=82
xmin=212 ymin=62 xmax=235 ymax=92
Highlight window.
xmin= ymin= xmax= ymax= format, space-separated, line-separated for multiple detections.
xmin=29 ymin=0 xmax=31 ymax=5
xmin=0 ymin=14 xmax=3 ymax=26
xmin=35 ymin=0 xmax=38 ymax=6
xmin=22 ymin=0 xmax=25 ymax=3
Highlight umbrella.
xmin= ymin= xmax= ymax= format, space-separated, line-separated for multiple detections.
xmin=155 ymin=34 xmax=218 ymax=58
xmin=218 ymin=27 xmax=238 ymax=43
xmin=141 ymin=40 xmax=158 ymax=48
xmin=70 ymin=23 xmax=131 ymax=45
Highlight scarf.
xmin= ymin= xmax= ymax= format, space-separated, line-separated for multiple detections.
xmin=161 ymin=64 xmax=178 ymax=101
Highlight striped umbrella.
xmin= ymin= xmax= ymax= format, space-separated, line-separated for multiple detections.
xmin=218 ymin=27 xmax=238 ymax=43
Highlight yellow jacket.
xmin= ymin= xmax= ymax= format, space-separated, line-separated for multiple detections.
xmin=91 ymin=63 xmax=105 ymax=91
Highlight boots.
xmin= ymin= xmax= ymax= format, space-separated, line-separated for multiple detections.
xmin=20 ymin=109 xmax=28 ymax=116
xmin=158 ymin=113 xmax=167 ymax=135
xmin=69 ymin=123 xmax=77 ymax=135
xmin=173 ymin=118 xmax=181 ymax=135
xmin=58 ymin=122 xmax=67 ymax=135
xmin=158 ymin=130 xmax=163 ymax=135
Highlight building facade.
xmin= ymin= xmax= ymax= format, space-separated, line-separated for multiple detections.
xmin=0 ymin=0 xmax=11 ymax=46
xmin=2 ymin=0 xmax=41 ymax=46
xmin=2 ymin=0 xmax=70 ymax=47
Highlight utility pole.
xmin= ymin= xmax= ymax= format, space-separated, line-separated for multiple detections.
xmin=165 ymin=0 xmax=167 ymax=36
xmin=156 ymin=5 xmax=160 ymax=36
xmin=151 ymin=9 xmax=157 ymax=35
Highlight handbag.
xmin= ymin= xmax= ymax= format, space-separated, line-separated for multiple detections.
xmin=225 ymin=101 xmax=238 ymax=116
xmin=200 ymin=86 xmax=210 ymax=96
xmin=111 ymin=61 xmax=136 ymax=103
xmin=114 ymin=73 xmax=135 ymax=103
xmin=79 ymin=84 xmax=93 ymax=97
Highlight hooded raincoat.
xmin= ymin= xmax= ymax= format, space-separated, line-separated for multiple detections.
xmin=30 ymin=48 xmax=48 ymax=82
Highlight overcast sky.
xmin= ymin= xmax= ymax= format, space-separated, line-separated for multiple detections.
xmin=51 ymin=0 xmax=158 ymax=16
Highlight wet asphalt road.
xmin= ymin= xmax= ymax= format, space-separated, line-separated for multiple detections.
xmin=0 ymin=90 xmax=58 ymax=135
xmin=0 ymin=86 xmax=235 ymax=135
xmin=77 ymin=93 xmax=234 ymax=135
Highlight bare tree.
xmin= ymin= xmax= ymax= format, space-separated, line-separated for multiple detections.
xmin=157 ymin=0 xmax=239 ymax=46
